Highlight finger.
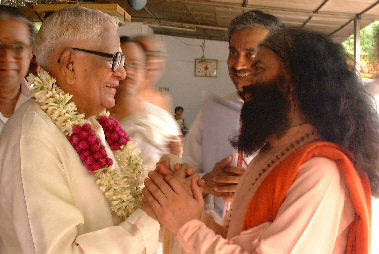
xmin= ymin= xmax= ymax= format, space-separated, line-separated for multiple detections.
xmin=192 ymin=176 xmax=204 ymax=206
xmin=213 ymin=175 xmax=241 ymax=184
xmin=165 ymin=174 xmax=187 ymax=195
xmin=214 ymin=156 xmax=233 ymax=171
xmin=148 ymin=171 xmax=176 ymax=197
xmin=143 ymin=188 xmax=161 ymax=208
xmin=224 ymin=166 xmax=246 ymax=176
xmin=159 ymin=155 xmax=171 ymax=168
xmin=143 ymin=188 xmax=164 ymax=215
xmin=156 ymin=161 xmax=172 ymax=176
xmin=214 ymin=184 xmax=238 ymax=193
xmin=197 ymin=178 xmax=206 ymax=187
xmin=144 ymin=178 xmax=169 ymax=206
xmin=218 ymin=192 xmax=235 ymax=202
xmin=185 ymin=167 xmax=195 ymax=176
xmin=173 ymin=164 xmax=186 ymax=179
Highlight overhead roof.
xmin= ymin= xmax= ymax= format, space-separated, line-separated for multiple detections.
xmin=124 ymin=0 xmax=379 ymax=42
xmin=5 ymin=0 xmax=379 ymax=42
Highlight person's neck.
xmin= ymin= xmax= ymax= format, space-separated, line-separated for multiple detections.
xmin=0 ymin=87 xmax=21 ymax=118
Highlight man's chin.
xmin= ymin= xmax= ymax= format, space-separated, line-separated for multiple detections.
xmin=102 ymin=99 xmax=116 ymax=109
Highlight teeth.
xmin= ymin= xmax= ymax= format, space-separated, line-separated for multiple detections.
xmin=105 ymin=84 xmax=117 ymax=88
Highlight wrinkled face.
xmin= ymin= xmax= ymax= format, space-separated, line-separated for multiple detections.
xmin=67 ymin=22 xmax=126 ymax=117
xmin=119 ymin=41 xmax=146 ymax=94
xmin=227 ymin=27 xmax=269 ymax=95
xmin=0 ymin=19 xmax=32 ymax=99
xmin=138 ymin=37 xmax=166 ymax=86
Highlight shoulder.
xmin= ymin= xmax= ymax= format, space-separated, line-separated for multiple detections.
xmin=297 ymin=157 xmax=342 ymax=189
xmin=3 ymin=100 xmax=63 ymax=143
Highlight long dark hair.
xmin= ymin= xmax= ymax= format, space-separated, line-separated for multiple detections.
xmin=263 ymin=28 xmax=379 ymax=196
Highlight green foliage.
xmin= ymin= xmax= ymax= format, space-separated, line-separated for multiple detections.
xmin=342 ymin=21 xmax=379 ymax=66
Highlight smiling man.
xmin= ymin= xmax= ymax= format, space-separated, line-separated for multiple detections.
xmin=0 ymin=6 xmax=34 ymax=132
xmin=183 ymin=10 xmax=283 ymax=220
xmin=0 ymin=6 xmax=160 ymax=254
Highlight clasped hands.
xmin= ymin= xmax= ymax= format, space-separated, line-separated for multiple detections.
xmin=143 ymin=155 xmax=245 ymax=234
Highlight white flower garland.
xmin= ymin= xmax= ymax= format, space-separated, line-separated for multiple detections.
xmin=27 ymin=69 xmax=145 ymax=220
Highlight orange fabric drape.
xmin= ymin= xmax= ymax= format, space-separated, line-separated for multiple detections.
xmin=244 ymin=141 xmax=371 ymax=254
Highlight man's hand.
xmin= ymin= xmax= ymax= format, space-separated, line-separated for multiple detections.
xmin=202 ymin=156 xmax=245 ymax=202
xmin=143 ymin=171 xmax=204 ymax=234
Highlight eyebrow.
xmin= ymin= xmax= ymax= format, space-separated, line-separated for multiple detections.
xmin=228 ymin=45 xmax=259 ymax=53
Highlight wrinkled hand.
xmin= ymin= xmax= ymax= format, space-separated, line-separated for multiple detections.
xmin=143 ymin=171 xmax=204 ymax=234
xmin=202 ymin=156 xmax=245 ymax=202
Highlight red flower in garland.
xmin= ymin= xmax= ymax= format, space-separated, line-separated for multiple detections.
xmin=67 ymin=116 xmax=132 ymax=173
xmin=97 ymin=116 xmax=131 ymax=150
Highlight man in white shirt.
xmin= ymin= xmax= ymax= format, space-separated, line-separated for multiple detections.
xmin=0 ymin=6 xmax=34 ymax=132
xmin=0 ymin=6 xmax=160 ymax=254
xmin=183 ymin=10 xmax=284 ymax=219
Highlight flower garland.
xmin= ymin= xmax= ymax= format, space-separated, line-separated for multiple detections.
xmin=27 ymin=69 xmax=145 ymax=220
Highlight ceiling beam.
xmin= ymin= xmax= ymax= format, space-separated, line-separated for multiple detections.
xmin=301 ymin=0 xmax=329 ymax=28
xmin=163 ymin=0 xmax=378 ymax=20
xmin=133 ymin=17 xmax=228 ymax=31
xmin=329 ymin=0 xmax=379 ymax=36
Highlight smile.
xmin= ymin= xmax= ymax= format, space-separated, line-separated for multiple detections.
xmin=104 ymin=84 xmax=118 ymax=88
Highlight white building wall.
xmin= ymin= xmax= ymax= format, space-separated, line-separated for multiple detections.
xmin=156 ymin=35 xmax=235 ymax=127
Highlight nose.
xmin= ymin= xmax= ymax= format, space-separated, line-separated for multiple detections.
xmin=114 ymin=65 xmax=126 ymax=80
xmin=233 ymin=55 xmax=252 ymax=70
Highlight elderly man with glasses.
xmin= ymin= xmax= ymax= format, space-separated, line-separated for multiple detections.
xmin=0 ymin=6 xmax=160 ymax=254
xmin=0 ymin=6 xmax=34 ymax=133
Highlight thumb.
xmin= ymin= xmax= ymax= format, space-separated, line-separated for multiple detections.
xmin=216 ymin=156 xmax=233 ymax=170
xmin=192 ymin=176 xmax=204 ymax=206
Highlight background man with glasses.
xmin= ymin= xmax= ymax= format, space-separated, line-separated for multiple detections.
xmin=0 ymin=6 xmax=160 ymax=254
xmin=0 ymin=6 xmax=34 ymax=133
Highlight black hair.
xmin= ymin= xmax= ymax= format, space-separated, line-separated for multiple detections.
xmin=263 ymin=27 xmax=379 ymax=196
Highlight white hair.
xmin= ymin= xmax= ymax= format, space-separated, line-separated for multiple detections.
xmin=35 ymin=5 xmax=117 ymax=67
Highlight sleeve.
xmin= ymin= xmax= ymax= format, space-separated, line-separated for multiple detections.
xmin=18 ymin=135 xmax=160 ymax=254
xmin=183 ymin=111 xmax=203 ymax=173
xmin=176 ymin=157 xmax=349 ymax=254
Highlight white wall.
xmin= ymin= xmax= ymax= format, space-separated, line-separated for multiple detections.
xmin=156 ymin=35 xmax=235 ymax=127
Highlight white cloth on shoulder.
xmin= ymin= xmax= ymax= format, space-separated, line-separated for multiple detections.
xmin=119 ymin=101 xmax=181 ymax=171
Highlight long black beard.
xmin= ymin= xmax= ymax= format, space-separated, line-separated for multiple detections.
xmin=231 ymin=76 xmax=290 ymax=155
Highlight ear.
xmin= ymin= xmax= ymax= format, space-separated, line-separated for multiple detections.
xmin=58 ymin=49 xmax=76 ymax=85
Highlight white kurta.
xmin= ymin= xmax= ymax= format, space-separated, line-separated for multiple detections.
xmin=363 ymin=78 xmax=379 ymax=254
xmin=0 ymin=100 xmax=160 ymax=254
xmin=0 ymin=79 xmax=31 ymax=133
xmin=119 ymin=101 xmax=181 ymax=171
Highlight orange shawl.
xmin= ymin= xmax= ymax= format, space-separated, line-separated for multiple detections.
xmin=244 ymin=141 xmax=371 ymax=254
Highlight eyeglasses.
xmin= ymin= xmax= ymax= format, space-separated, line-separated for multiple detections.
xmin=71 ymin=48 xmax=125 ymax=72
xmin=0 ymin=42 xmax=31 ymax=59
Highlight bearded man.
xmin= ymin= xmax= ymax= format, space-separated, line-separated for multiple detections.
xmin=144 ymin=27 xmax=379 ymax=254
xmin=0 ymin=6 xmax=160 ymax=254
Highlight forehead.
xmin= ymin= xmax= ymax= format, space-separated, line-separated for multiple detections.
xmin=121 ymin=42 xmax=145 ymax=61
xmin=0 ymin=19 xmax=30 ymax=44
xmin=229 ymin=27 xmax=269 ymax=51
xmin=97 ymin=21 xmax=119 ymax=51
xmin=255 ymin=46 xmax=284 ymax=68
